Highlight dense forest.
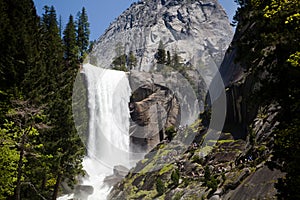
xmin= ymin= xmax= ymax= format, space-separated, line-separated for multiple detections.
xmin=0 ymin=0 xmax=90 ymax=199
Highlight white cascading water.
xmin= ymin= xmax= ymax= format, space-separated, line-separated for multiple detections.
xmin=83 ymin=63 xmax=131 ymax=199
xmin=58 ymin=63 xmax=132 ymax=200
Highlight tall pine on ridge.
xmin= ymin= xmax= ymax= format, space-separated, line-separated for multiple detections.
xmin=63 ymin=15 xmax=79 ymax=62
xmin=76 ymin=7 xmax=90 ymax=60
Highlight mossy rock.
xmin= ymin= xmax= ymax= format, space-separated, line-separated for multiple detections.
xmin=132 ymin=175 xmax=144 ymax=187
xmin=158 ymin=163 xmax=174 ymax=175
xmin=141 ymin=172 xmax=157 ymax=190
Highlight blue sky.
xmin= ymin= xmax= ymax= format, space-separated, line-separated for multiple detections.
xmin=33 ymin=0 xmax=237 ymax=41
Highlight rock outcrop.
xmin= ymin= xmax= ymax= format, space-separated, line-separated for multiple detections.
xmin=128 ymin=70 xmax=201 ymax=152
xmin=90 ymin=0 xmax=233 ymax=76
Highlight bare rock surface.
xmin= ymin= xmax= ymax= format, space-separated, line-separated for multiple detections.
xmin=90 ymin=0 xmax=233 ymax=79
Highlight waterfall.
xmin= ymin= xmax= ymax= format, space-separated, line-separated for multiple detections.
xmin=59 ymin=63 xmax=131 ymax=200
xmin=83 ymin=63 xmax=131 ymax=199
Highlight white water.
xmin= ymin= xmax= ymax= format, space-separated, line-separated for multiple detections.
xmin=83 ymin=63 xmax=132 ymax=199
xmin=59 ymin=63 xmax=131 ymax=200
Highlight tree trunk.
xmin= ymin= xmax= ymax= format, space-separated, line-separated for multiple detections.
xmin=156 ymin=103 xmax=164 ymax=141
xmin=15 ymin=133 xmax=26 ymax=200
xmin=52 ymin=173 xmax=62 ymax=200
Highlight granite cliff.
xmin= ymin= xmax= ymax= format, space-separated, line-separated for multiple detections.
xmin=90 ymin=0 xmax=233 ymax=75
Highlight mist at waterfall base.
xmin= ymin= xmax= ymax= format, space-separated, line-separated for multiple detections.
xmin=59 ymin=63 xmax=133 ymax=200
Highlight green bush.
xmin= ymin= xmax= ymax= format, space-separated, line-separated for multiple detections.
xmin=171 ymin=169 xmax=180 ymax=186
xmin=156 ymin=178 xmax=165 ymax=196
xmin=165 ymin=126 xmax=176 ymax=141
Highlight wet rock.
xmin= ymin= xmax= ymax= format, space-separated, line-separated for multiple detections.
xmin=73 ymin=185 xmax=94 ymax=200
xmin=113 ymin=165 xmax=129 ymax=177
xmin=103 ymin=165 xmax=129 ymax=187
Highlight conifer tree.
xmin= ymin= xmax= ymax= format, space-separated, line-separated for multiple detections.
xmin=63 ymin=15 xmax=79 ymax=62
xmin=76 ymin=7 xmax=90 ymax=59
xmin=128 ymin=51 xmax=137 ymax=70
xmin=156 ymin=40 xmax=166 ymax=64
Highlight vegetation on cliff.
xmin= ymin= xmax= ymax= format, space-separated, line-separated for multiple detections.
xmin=234 ymin=0 xmax=300 ymax=198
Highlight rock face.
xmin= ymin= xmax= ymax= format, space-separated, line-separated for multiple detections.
xmin=103 ymin=165 xmax=130 ymax=187
xmin=90 ymin=0 xmax=233 ymax=75
xmin=128 ymin=70 xmax=201 ymax=152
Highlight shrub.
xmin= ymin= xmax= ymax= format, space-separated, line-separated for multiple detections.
xmin=156 ymin=178 xmax=165 ymax=196
xmin=171 ymin=169 xmax=180 ymax=186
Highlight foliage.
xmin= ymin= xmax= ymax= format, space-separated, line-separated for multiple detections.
xmin=171 ymin=169 xmax=180 ymax=186
xmin=76 ymin=7 xmax=90 ymax=59
xmin=0 ymin=1 xmax=87 ymax=199
xmin=156 ymin=178 xmax=165 ymax=196
xmin=234 ymin=0 xmax=300 ymax=198
xmin=112 ymin=54 xmax=128 ymax=71
xmin=111 ymin=46 xmax=138 ymax=71
xmin=63 ymin=15 xmax=79 ymax=61
xmin=0 ymin=122 xmax=19 ymax=199
xmin=269 ymin=118 xmax=300 ymax=199
xmin=155 ymin=40 xmax=166 ymax=65
xmin=203 ymin=166 xmax=218 ymax=192
xmin=206 ymin=177 xmax=218 ymax=192
xmin=165 ymin=126 xmax=176 ymax=141
xmin=128 ymin=51 xmax=137 ymax=70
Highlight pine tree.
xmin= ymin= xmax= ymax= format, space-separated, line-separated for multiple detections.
xmin=76 ymin=7 xmax=90 ymax=59
xmin=166 ymin=50 xmax=171 ymax=65
xmin=128 ymin=51 xmax=137 ymax=70
xmin=0 ymin=0 xmax=41 ymax=96
xmin=63 ymin=15 xmax=79 ymax=62
xmin=171 ymin=51 xmax=181 ymax=69
xmin=156 ymin=40 xmax=166 ymax=64
xmin=40 ymin=6 xmax=64 ymax=98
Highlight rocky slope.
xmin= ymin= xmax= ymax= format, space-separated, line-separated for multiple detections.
xmin=90 ymin=0 xmax=233 ymax=77
xmin=108 ymin=87 xmax=283 ymax=199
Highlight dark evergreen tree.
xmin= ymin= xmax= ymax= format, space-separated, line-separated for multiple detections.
xmin=76 ymin=7 xmax=90 ymax=59
xmin=128 ymin=51 xmax=137 ymax=70
xmin=0 ymin=0 xmax=41 ymax=96
xmin=171 ymin=51 xmax=181 ymax=69
xmin=40 ymin=5 xmax=64 ymax=97
xmin=63 ymin=15 xmax=79 ymax=62
xmin=166 ymin=50 xmax=171 ymax=65
xmin=155 ymin=40 xmax=166 ymax=64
